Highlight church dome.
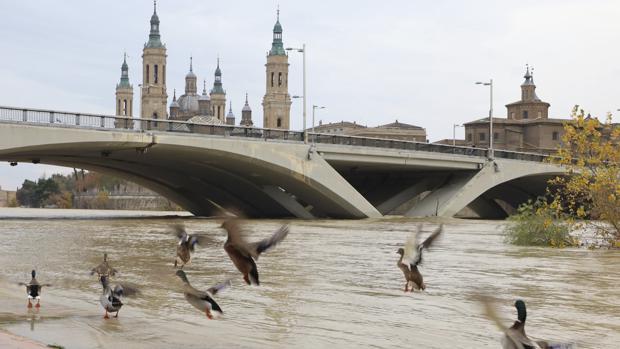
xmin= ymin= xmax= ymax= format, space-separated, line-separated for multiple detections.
xmin=198 ymin=92 xmax=210 ymax=101
xmin=176 ymin=94 xmax=200 ymax=113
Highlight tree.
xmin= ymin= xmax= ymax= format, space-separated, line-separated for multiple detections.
xmin=549 ymin=106 xmax=620 ymax=242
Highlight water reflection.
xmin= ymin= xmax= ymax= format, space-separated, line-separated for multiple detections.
xmin=0 ymin=213 xmax=617 ymax=348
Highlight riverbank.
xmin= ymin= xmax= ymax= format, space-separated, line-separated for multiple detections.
xmin=0 ymin=207 xmax=192 ymax=219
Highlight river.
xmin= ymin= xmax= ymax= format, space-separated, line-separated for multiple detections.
xmin=0 ymin=208 xmax=618 ymax=348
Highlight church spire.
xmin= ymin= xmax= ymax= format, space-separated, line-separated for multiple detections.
xmin=146 ymin=0 xmax=163 ymax=48
xmin=117 ymin=53 xmax=131 ymax=89
xmin=269 ymin=8 xmax=285 ymax=56
xmin=211 ymin=58 xmax=224 ymax=94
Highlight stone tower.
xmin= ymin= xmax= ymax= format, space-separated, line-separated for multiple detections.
xmin=240 ymin=93 xmax=253 ymax=126
xmin=226 ymin=102 xmax=236 ymax=125
xmin=198 ymin=80 xmax=211 ymax=116
xmin=141 ymin=1 xmax=168 ymax=128
xmin=262 ymin=11 xmax=292 ymax=129
xmin=506 ymin=65 xmax=550 ymax=120
xmin=115 ymin=53 xmax=134 ymax=129
xmin=169 ymin=89 xmax=179 ymax=119
xmin=210 ymin=59 xmax=226 ymax=122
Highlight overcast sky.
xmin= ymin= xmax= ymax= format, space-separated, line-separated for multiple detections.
xmin=1 ymin=0 xmax=620 ymax=190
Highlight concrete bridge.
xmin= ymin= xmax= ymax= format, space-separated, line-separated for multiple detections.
xmin=0 ymin=106 xmax=565 ymax=219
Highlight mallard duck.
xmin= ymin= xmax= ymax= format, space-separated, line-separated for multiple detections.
xmin=18 ymin=270 xmax=51 ymax=308
xmin=396 ymin=224 xmax=443 ymax=292
xmin=220 ymin=219 xmax=289 ymax=286
xmin=172 ymin=223 xmax=212 ymax=269
xmin=483 ymin=298 xmax=576 ymax=349
xmin=99 ymin=275 xmax=139 ymax=319
xmin=90 ymin=253 xmax=118 ymax=277
xmin=175 ymin=270 xmax=231 ymax=319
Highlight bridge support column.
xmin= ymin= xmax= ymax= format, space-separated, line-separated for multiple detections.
xmin=262 ymin=185 xmax=315 ymax=219
xmin=376 ymin=177 xmax=443 ymax=215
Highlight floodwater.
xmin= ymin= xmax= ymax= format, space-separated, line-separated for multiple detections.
xmin=0 ymin=208 xmax=618 ymax=348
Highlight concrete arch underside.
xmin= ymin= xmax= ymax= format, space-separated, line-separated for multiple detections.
xmin=0 ymin=124 xmax=381 ymax=219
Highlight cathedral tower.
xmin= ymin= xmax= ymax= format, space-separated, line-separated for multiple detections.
xmin=262 ymin=10 xmax=291 ymax=129
xmin=506 ymin=65 xmax=550 ymax=120
xmin=115 ymin=53 xmax=134 ymax=129
xmin=240 ymin=93 xmax=253 ymax=126
xmin=210 ymin=59 xmax=226 ymax=122
xmin=141 ymin=1 xmax=168 ymax=128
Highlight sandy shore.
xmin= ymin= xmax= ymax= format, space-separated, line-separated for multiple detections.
xmin=0 ymin=330 xmax=49 ymax=348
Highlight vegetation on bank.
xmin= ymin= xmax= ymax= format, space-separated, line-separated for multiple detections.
xmin=505 ymin=106 xmax=620 ymax=247
xmin=15 ymin=170 xmax=179 ymax=210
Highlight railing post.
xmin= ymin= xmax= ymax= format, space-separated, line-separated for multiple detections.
xmin=100 ymin=116 xmax=105 ymax=128
xmin=49 ymin=112 xmax=54 ymax=124
xmin=75 ymin=114 xmax=81 ymax=126
xmin=22 ymin=109 xmax=27 ymax=122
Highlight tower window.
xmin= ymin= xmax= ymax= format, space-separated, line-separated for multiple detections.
xmin=523 ymin=110 xmax=529 ymax=119
xmin=552 ymin=131 xmax=559 ymax=141
xmin=123 ymin=99 xmax=128 ymax=116
xmin=494 ymin=132 xmax=499 ymax=141
xmin=163 ymin=65 xmax=166 ymax=85
xmin=510 ymin=112 xmax=515 ymax=119
xmin=278 ymin=72 xmax=282 ymax=86
xmin=154 ymin=65 xmax=159 ymax=84
xmin=277 ymin=118 xmax=282 ymax=128
xmin=271 ymin=72 xmax=274 ymax=87
xmin=467 ymin=133 xmax=472 ymax=141
xmin=479 ymin=132 xmax=486 ymax=141
xmin=538 ymin=111 xmax=542 ymax=118
xmin=153 ymin=112 xmax=158 ymax=128
xmin=218 ymin=106 xmax=221 ymax=119
xmin=146 ymin=65 xmax=150 ymax=84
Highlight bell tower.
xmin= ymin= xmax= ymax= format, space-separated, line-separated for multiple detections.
xmin=115 ymin=53 xmax=134 ymax=129
xmin=141 ymin=0 xmax=168 ymax=128
xmin=262 ymin=10 xmax=291 ymax=129
xmin=209 ymin=58 xmax=227 ymax=122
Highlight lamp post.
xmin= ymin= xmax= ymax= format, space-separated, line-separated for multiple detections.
xmin=452 ymin=124 xmax=463 ymax=146
xmin=286 ymin=44 xmax=307 ymax=143
xmin=312 ymin=105 xmax=325 ymax=143
xmin=475 ymin=79 xmax=494 ymax=159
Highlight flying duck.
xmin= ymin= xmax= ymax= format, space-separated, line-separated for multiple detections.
xmin=18 ymin=270 xmax=51 ymax=308
xmin=396 ymin=224 xmax=443 ymax=292
xmin=90 ymin=253 xmax=118 ymax=277
xmin=99 ymin=275 xmax=139 ymax=319
xmin=172 ymin=223 xmax=212 ymax=269
xmin=220 ymin=219 xmax=289 ymax=286
xmin=175 ymin=270 xmax=231 ymax=319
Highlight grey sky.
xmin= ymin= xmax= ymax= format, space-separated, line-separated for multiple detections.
xmin=1 ymin=0 xmax=619 ymax=189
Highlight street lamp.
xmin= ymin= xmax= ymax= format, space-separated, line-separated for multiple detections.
xmin=312 ymin=105 xmax=326 ymax=143
xmin=286 ymin=44 xmax=307 ymax=144
xmin=475 ymin=79 xmax=494 ymax=159
xmin=452 ymin=124 xmax=464 ymax=146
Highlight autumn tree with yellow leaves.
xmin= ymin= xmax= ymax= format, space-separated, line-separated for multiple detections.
xmin=549 ymin=106 xmax=620 ymax=243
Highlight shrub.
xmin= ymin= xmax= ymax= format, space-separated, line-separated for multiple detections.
xmin=504 ymin=199 xmax=578 ymax=248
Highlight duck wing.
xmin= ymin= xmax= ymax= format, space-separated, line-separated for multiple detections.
xmin=402 ymin=224 xmax=422 ymax=269
xmin=249 ymin=224 xmax=289 ymax=259
xmin=113 ymin=283 xmax=141 ymax=297
xmin=171 ymin=223 xmax=187 ymax=240
xmin=187 ymin=234 xmax=216 ymax=252
xmin=207 ymin=279 xmax=232 ymax=296
xmin=411 ymin=224 xmax=443 ymax=267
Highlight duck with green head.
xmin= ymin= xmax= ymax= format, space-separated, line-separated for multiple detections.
xmin=99 ymin=275 xmax=139 ymax=319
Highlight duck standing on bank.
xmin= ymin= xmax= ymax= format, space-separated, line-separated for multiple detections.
xmin=90 ymin=253 xmax=118 ymax=277
xmin=482 ymin=298 xmax=576 ymax=349
xmin=99 ymin=275 xmax=139 ymax=319
xmin=175 ymin=270 xmax=231 ymax=319
xmin=172 ymin=223 xmax=213 ymax=269
xmin=396 ymin=224 xmax=443 ymax=292
xmin=220 ymin=219 xmax=289 ymax=286
xmin=18 ymin=270 xmax=51 ymax=308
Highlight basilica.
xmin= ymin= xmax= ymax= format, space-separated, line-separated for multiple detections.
xmin=114 ymin=2 xmax=291 ymax=130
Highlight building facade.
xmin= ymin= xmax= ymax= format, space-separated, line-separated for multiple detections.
xmin=312 ymin=120 xmax=427 ymax=142
xmin=464 ymin=67 xmax=565 ymax=154
xmin=262 ymin=12 xmax=292 ymax=129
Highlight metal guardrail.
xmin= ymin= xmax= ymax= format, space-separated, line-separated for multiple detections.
xmin=0 ymin=105 xmax=555 ymax=163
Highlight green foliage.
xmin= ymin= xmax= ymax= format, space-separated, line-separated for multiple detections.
xmin=16 ymin=178 xmax=60 ymax=207
xmin=504 ymin=199 xmax=578 ymax=248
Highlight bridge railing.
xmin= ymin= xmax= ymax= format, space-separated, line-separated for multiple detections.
xmin=0 ymin=105 xmax=556 ymax=163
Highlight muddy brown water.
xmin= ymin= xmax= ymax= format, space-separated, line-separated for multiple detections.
xmin=0 ymin=209 xmax=618 ymax=348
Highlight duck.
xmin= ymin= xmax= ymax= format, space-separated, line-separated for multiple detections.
xmin=90 ymin=253 xmax=118 ymax=277
xmin=18 ymin=270 xmax=51 ymax=308
xmin=175 ymin=270 xmax=231 ymax=319
xmin=172 ymin=223 xmax=212 ymax=269
xmin=396 ymin=224 xmax=443 ymax=292
xmin=99 ymin=275 xmax=139 ymax=319
xmin=220 ymin=219 xmax=289 ymax=286
xmin=482 ymin=298 xmax=576 ymax=349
